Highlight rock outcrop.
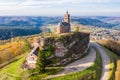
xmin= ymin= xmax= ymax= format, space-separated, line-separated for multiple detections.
xmin=38 ymin=32 xmax=90 ymax=66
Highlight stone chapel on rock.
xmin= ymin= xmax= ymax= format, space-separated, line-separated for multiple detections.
xmin=26 ymin=11 xmax=72 ymax=69
xmin=56 ymin=11 xmax=71 ymax=34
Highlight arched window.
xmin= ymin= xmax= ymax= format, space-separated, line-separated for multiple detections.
xmin=32 ymin=57 xmax=34 ymax=60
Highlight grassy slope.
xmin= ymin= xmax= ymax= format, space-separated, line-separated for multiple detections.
xmin=0 ymin=54 xmax=26 ymax=80
xmin=0 ymin=53 xmax=62 ymax=80
xmin=102 ymin=46 xmax=120 ymax=80
xmin=0 ymin=46 xmax=103 ymax=80
xmin=0 ymin=48 xmax=90 ymax=80
xmin=93 ymin=48 xmax=102 ymax=80
xmin=27 ymin=48 xmax=91 ymax=80
xmin=47 ymin=47 xmax=102 ymax=80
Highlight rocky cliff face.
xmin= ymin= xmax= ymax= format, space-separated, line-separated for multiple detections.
xmin=38 ymin=32 xmax=90 ymax=66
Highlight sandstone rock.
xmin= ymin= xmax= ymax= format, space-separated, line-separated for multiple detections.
xmin=27 ymin=32 xmax=90 ymax=68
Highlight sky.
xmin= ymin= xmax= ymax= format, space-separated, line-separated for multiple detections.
xmin=0 ymin=0 xmax=120 ymax=16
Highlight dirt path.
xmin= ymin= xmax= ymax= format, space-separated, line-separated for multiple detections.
xmin=45 ymin=47 xmax=96 ymax=79
xmin=90 ymin=42 xmax=110 ymax=80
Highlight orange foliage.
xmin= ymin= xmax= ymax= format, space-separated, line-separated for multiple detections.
xmin=0 ymin=34 xmax=39 ymax=64
xmin=0 ymin=41 xmax=25 ymax=64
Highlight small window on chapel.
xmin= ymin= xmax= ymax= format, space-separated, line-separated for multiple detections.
xmin=32 ymin=57 xmax=34 ymax=60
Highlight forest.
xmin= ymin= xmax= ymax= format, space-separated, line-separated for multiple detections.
xmin=0 ymin=27 xmax=41 ymax=40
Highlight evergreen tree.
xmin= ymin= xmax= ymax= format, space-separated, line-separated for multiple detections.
xmin=36 ymin=50 xmax=46 ymax=73
xmin=24 ymin=39 xmax=31 ymax=52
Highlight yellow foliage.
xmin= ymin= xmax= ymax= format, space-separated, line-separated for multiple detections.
xmin=115 ymin=60 xmax=120 ymax=80
xmin=0 ymin=34 xmax=40 ymax=64
xmin=0 ymin=41 xmax=26 ymax=63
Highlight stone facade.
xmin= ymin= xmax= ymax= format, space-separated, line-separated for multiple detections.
xmin=56 ymin=11 xmax=71 ymax=34
xmin=26 ymin=46 xmax=39 ymax=69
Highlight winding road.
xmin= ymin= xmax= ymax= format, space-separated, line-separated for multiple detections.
xmin=45 ymin=42 xmax=111 ymax=80
xmin=45 ymin=47 xmax=96 ymax=79
xmin=90 ymin=42 xmax=110 ymax=80
xmin=59 ymin=47 xmax=96 ymax=74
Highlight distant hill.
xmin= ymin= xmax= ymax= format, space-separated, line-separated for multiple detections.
xmin=0 ymin=16 xmax=61 ymax=28
xmin=0 ymin=16 xmax=118 ymax=28
xmin=71 ymin=18 xmax=116 ymax=28
xmin=0 ymin=16 xmax=43 ymax=27
xmin=0 ymin=27 xmax=41 ymax=40
xmin=0 ymin=16 xmax=119 ymax=40
xmin=89 ymin=16 xmax=120 ymax=29
xmin=90 ymin=16 xmax=120 ymax=25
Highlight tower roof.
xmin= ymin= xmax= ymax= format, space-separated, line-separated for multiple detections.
xmin=58 ymin=22 xmax=70 ymax=27
xmin=58 ymin=22 xmax=63 ymax=28
xmin=66 ymin=10 xmax=69 ymax=14
xmin=66 ymin=10 xmax=68 ymax=14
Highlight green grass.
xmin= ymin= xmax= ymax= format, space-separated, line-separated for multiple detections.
xmin=46 ymin=47 xmax=102 ymax=80
xmin=0 ymin=54 xmax=27 ymax=80
xmin=26 ymin=48 xmax=90 ymax=80
xmin=46 ymin=25 xmax=57 ymax=32
xmin=102 ymin=46 xmax=120 ymax=80
xmin=0 ymin=47 xmax=103 ymax=80
xmin=26 ymin=68 xmax=62 ymax=80
xmin=90 ymin=47 xmax=102 ymax=80
xmin=46 ymin=69 xmax=93 ymax=80
xmin=0 ymin=48 xmax=90 ymax=80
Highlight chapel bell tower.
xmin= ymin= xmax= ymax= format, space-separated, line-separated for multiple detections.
xmin=64 ymin=10 xmax=70 ymax=24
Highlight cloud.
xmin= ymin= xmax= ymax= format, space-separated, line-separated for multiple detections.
xmin=0 ymin=0 xmax=120 ymax=16
xmin=19 ymin=0 xmax=71 ymax=6
xmin=19 ymin=0 xmax=120 ymax=6
xmin=0 ymin=0 xmax=120 ymax=7
xmin=0 ymin=0 xmax=26 ymax=6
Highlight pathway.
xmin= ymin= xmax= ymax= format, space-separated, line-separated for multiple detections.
xmin=45 ymin=47 xmax=96 ymax=79
xmin=90 ymin=42 xmax=110 ymax=80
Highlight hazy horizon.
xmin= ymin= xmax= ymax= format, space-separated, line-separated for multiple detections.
xmin=0 ymin=0 xmax=120 ymax=16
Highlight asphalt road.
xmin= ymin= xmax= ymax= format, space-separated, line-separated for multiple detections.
xmin=90 ymin=42 xmax=110 ymax=80
xmin=45 ymin=47 xmax=96 ymax=79
xmin=45 ymin=42 xmax=110 ymax=80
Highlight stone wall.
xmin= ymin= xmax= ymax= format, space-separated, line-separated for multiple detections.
xmin=38 ymin=32 xmax=90 ymax=66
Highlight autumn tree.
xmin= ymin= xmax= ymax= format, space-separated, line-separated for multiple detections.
xmin=0 ymin=40 xmax=27 ymax=64
xmin=74 ymin=26 xmax=79 ymax=32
